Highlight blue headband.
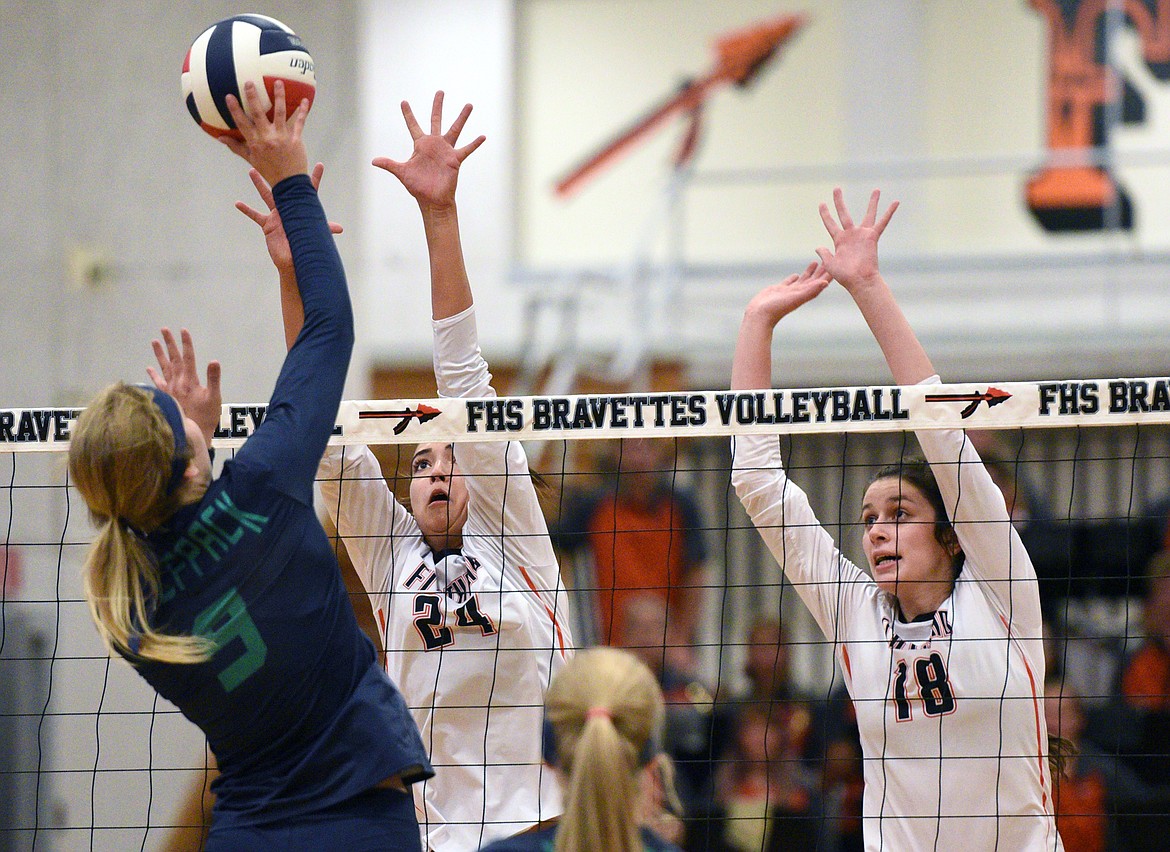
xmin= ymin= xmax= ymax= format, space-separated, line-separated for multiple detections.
xmin=139 ymin=386 xmax=188 ymax=495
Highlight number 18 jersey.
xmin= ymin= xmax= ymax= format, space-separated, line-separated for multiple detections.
xmin=732 ymin=397 xmax=1063 ymax=851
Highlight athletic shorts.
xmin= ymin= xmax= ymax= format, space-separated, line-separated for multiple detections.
xmin=205 ymin=786 xmax=421 ymax=852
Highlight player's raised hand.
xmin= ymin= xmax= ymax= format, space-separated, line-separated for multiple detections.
xmin=372 ymin=91 xmax=485 ymax=212
xmin=742 ymin=261 xmax=832 ymax=330
xmin=815 ymin=188 xmax=898 ymax=293
xmin=236 ymin=162 xmax=343 ymax=273
xmin=147 ymin=328 xmax=222 ymax=444
xmin=220 ymin=80 xmax=310 ymax=188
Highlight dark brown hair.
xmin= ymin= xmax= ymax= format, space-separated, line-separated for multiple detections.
xmin=873 ymin=457 xmax=965 ymax=578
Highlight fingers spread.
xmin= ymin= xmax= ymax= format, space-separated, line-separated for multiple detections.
xmin=248 ymin=168 xmax=277 ymax=211
xmin=446 ymin=102 xmax=473 ymax=143
xmin=874 ymin=200 xmax=899 ymax=236
xmin=863 ymin=189 xmax=880 ymax=226
xmin=224 ymin=93 xmax=251 ymax=133
xmin=833 ymin=187 xmax=853 ymax=230
xmin=818 ymin=204 xmax=841 ymax=239
xmin=180 ymin=328 xmax=197 ymax=369
xmin=162 ymin=328 xmax=182 ymax=367
xmin=235 ymin=201 xmax=266 ymax=226
xmin=150 ymin=340 xmax=171 ymax=382
xmin=430 ymin=90 xmax=445 ymax=135
xmin=289 ymin=96 xmax=309 ymax=137
xmin=456 ymin=134 xmax=486 ymax=162
xmin=271 ymin=80 xmax=287 ymax=128
xmin=371 ymin=156 xmax=404 ymax=176
xmin=401 ymin=100 xmax=423 ymax=140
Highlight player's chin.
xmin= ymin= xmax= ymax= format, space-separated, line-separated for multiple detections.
xmin=419 ymin=503 xmax=450 ymax=529
xmin=872 ymin=569 xmax=899 ymax=596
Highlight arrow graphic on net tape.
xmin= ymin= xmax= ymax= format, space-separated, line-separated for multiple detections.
xmin=924 ymin=388 xmax=1013 ymax=419
xmin=358 ymin=404 xmax=442 ymax=435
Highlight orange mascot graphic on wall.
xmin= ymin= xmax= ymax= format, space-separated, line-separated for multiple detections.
xmin=1028 ymin=0 xmax=1170 ymax=231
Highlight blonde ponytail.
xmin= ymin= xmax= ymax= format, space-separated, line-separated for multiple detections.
xmin=70 ymin=384 xmax=211 ymax=664
xmin=546 ymin=647 xmax=671 ymax=852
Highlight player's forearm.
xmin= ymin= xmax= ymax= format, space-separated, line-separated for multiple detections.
xmin=846 ymin=274 xmax=934 ymax=386
xmin=278 ymin=266 xmax=305 ymax=352
xmin=732 ymin=311 xmax=776 ymax=390
xmin=420 ymin=203 xmax=473 ymax=322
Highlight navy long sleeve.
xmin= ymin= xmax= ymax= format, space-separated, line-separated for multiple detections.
xmin=136 ymin=177 xmax=430 ymax=827
xmin=235 ymin=172 xmax=354 ymax=505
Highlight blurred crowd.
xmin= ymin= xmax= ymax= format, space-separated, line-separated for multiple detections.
xmin=553 ymin=436 xmax=1170 ymax=852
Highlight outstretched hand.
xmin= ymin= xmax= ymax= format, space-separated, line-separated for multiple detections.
xmin=815 ymin=188 xmax=898 ymax=292
xmin=236 ymin=162 xmax=343 ymax=273
xmin=147 ymin=328 xmax=222 ymax=443
xmin=219 ymin=80 xmax=310 ymax=188
xmin=743 ymin=262 xmax=832 ymax=329
xmin=372 ymin=91 xmax=485 ymax=211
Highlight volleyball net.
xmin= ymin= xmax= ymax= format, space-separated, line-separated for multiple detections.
xmin=4 ymin=377 xmax=1170 ymax=848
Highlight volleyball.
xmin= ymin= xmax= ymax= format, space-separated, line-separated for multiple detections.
xmin=181 ymin=14 xmax=315 ymax=140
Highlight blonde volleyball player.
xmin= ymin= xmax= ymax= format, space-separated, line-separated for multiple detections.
xmin=234 ymin=91 xmax=573 ymax=851
xmin=72 ymin=82 xmax=431 ymax=850
xmin=479 ymin=647 xmax=683 ymax=852
xmin=730 ymin=189 xmax=1063 ymax=850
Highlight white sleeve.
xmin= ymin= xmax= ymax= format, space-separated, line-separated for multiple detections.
xmin=731 ymin=432 xmax=871 ymax=643
xmin=913 ymin=376 xmax=1043 ymax=636
xmin=317 ymin=444 xmax=416 ymax=594
xmin=432 ymin=306 xmax=560 ymax=591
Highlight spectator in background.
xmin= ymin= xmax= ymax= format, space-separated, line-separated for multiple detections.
xmin=713 ymin=618 xmax=815 ymax=772
xmin=1045 ymin=677 xmax=1148 ymax=852
xmin=615 ymin=593 xmax=716 ymax=847
xmin=556 ymin=438 xmax=708 ymax=653
xmin=1118 ymin=550 xmax=1170 ymax=789
xmin=716 ymin=617 xmax=865 ymax=852
xmin=711 ymin=701 xmax=820 ymax=852
xmin=739 ymin=618 xmax=805 ymax=707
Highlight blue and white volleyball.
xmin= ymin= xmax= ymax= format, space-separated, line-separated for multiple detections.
xmin=182 ymin=14 xmax=315 ymax=140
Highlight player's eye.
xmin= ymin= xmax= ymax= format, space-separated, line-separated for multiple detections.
xmin=413 ymin=459 xmax=430 ymax=474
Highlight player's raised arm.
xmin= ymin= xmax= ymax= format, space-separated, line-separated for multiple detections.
xmin=731 ymin=261 xmax=832 ymax=391
xmin=372 ymin=91 xmax=484 ymax=322
xmin=236 ymin=162 xmax=342 ymax=351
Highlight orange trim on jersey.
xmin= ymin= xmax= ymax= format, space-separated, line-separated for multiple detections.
xmin=1002 ymin=614 xmax=1051 ymax=813
xmin=518 ymin=565 xmax=569 ymax=658
xmin=841 ymin=644 xmax=852 ymax=679
xmin=376 ymin=607 xmax=388 ymax=669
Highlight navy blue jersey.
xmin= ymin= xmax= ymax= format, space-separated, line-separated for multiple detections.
xmin=136 ymin=174 xmax=431 ymax=827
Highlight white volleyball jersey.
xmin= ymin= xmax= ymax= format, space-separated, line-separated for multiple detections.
xmin=731 ymin=387 xmax=1062 ymax=851
xmin=317 ymin=306 xmax=573 ymax=852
